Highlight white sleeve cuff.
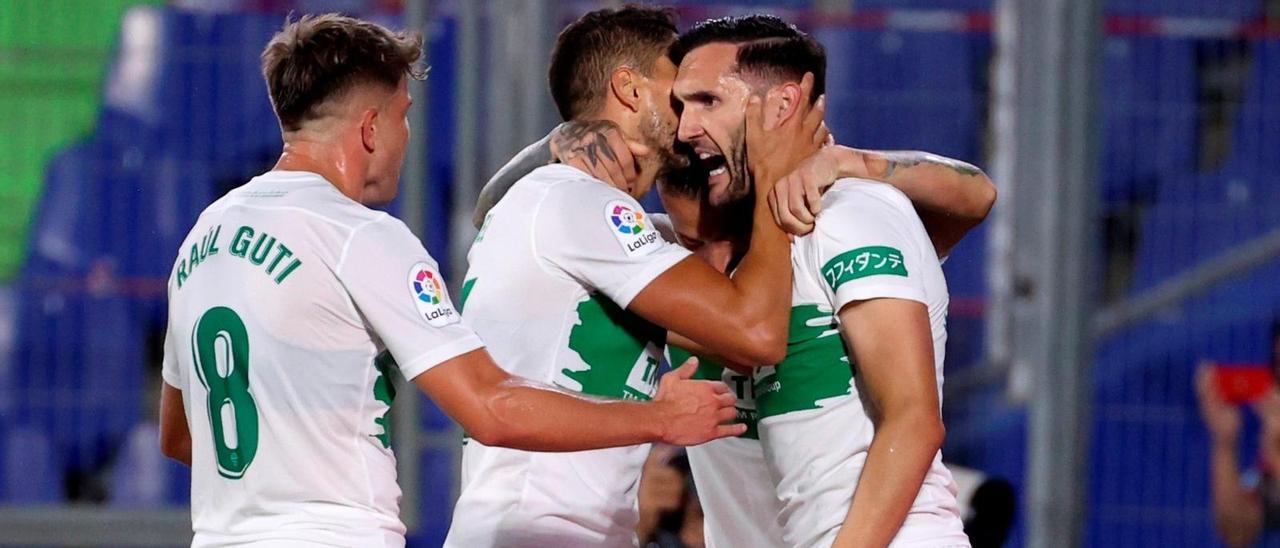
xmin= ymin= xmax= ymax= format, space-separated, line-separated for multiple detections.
xmin=397 ymin=334 xmax=487 ymax=381
xmin=834 ymin=283 xmax=928 ymax=314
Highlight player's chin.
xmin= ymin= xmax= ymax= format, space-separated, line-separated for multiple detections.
xmin=706 ymin=180 xmax=733 ymax=206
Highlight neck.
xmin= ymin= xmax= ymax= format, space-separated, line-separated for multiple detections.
xmin=273 ymin=137 xmax=364 ymax=201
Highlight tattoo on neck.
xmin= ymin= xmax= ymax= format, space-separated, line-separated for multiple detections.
xmin=553 ymin=120 xmax=622 ymax=171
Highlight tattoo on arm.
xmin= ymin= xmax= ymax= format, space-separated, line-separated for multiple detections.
xmin=880 ymin=151 xmax=983 ymax=180
xmin=551 ymin=120 xmax=621 ymax=170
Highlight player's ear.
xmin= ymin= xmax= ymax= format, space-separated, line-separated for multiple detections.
xmin=610 ymin=66 xmax=641 ymax=113
xmin=360 ymin=108 xmax=378 ymax=153
xmin=764 ymin=82 xmax=802 ymax=130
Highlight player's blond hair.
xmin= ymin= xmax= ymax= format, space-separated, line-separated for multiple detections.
xmin=261 ymin=14 xmax=426 ymax=131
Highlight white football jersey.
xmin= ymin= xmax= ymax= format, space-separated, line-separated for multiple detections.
xmin=161 ymin=170 xmax=482 ymax=548
xmin=754 ymin=179 xmax=968 ymax=547
xmin=446 ymin=165 xmax=691 ymax=547
xmin=651 ymin=213 xmax=787 ymax=548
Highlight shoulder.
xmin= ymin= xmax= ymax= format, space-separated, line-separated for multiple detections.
xmin=821 ymin=178 xmax=914 ymax=215
xmin=814 ymin=178 xmax=920 ymax=234
xmin=530 ymin=165 xmax=643 ymax=221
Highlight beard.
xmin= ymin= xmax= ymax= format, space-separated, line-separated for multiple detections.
xmin=705 ymin=124 xmax=749 ymax=207
xmin=639 ymin=106 xmax=690 ymax=174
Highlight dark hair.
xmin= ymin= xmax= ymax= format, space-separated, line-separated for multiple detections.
xmin=261 ymin=14 xmax=426 ymax=132
xmin=669 ymin=14 xmax=825 ymax=103
xmin=548 ymin=5 xmax=679 ymax=121
xmin=657 ymin=152 xmax=707 ymax=199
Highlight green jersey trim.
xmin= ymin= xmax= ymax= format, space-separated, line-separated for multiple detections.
xmin=754 ymin=304 xmax=853 ymax=418
xmin=821 ymin=246 xmax=907 ymax=292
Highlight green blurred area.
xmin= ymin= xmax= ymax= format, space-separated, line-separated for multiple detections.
xmin=0 ymin=0 xmax=158 ymax=281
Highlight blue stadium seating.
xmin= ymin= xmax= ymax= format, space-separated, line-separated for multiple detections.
xmin=0 ymin=423 xmax=61 ymax=504
xmin=1224 ymin=39 xmax=1280 ymax=177
xmin=1101 ymin=36 xmax=1198 ymax=204
xmin=1106 ymin=0 xmax=1260 ymax=19
xmin=815 ymin=28 xmax=986 ymax=163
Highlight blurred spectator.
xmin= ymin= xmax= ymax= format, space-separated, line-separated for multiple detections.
xmin=637 ymin=445 xmax=703 ymax=548
xmin=951 ymin=465 xmax=1017 ymax=547
xmin=1198 ymin=321 xmax=1280 ymax=547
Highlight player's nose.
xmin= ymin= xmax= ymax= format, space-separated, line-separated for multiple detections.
xmin=677 ymin=113 xmax=703 ymax=144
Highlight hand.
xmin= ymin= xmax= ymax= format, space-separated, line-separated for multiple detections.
xmin=654 ymin=358 xmax=745 ymax=446
xmin=744 ymin=72 xmax=827 ymax=196
xmin=769 ymin=145 xmax=842 ymax=235
xmin=1197 ymin=364 xmax=1242 ymax=446
xmin=549 ymin=120 xmax=640 ymax=192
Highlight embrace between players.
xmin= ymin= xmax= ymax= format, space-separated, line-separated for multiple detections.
xmin=158 ymin=6 xmax=995 ymax=548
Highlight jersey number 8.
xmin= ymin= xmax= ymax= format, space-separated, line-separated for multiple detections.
xmin=192 ymin=307 xmax=260 ymax=479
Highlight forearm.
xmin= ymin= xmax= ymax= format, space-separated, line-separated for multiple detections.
xmin=477 ymin=376 xmax=665 ymax=452
xmin=833 ymin=411 xmax=944 ymax=548
xmin=473 ymin=133 xmax=553 ymax=228
xmin=838 ymin=148 xmax=994 ymax=255
xmin=722 ymin=188 xmax=793 ymax=361
xmin=1210 ymin=441 xmax=1263 ymax=547
xmin=667 ymin=332 xmax=754 ymax=376
xmin=859 ymin=150 xmax=993 ymax=217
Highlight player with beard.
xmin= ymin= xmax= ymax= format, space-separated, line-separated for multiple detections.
xmin=444 ymin=7 xmax=827 ymax=547
xmin=668 ymin=15 xmax=981 ymax=547
xmin=477 ymin=38 xmax=991 ymax=548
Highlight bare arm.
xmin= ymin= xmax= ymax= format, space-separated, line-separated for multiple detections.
xmin=630 ymin=84 xmax=825 ymax=367
xmin=864 ymin=150 xmax=996 ymax=256
xmin=769 ymin=146 xmax=996 ymax=257
xmin=414 ymin=348 xmax=743 ymax=451
xmin=159 ymin=383 xmax=192 ymax=467
xmin=1197 ymin=365 xmax=1263 ymax=547
xmin=666 ymin=331 xmax=755 ymax=376
xmin=831 ymin=298 xmax=944 ymax=548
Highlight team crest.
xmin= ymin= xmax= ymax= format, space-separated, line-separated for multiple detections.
xmin=604 ymin=200 xmax=663 ymax=257
xmin=408 ymin=262 xmax=458 ymax=327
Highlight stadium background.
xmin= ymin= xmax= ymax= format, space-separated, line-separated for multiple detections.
xmin=1 ymin=0 xmax=1278 ymax=546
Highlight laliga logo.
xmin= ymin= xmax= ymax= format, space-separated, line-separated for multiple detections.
xmin=413 ymin=268 xmax=444 ymax=305
xmin=610 ymin=204 xmax=646 ymax=235
xmin=408 ymin=262 xmax=457 ymax=327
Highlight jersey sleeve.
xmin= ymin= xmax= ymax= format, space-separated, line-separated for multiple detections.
xmin=814 ymin=189 xmax=930 ymax=313
xmin=533 ymin=179 xmax=691 ymax=308
xmin=336 ymin=216 xmax=484 ymax=381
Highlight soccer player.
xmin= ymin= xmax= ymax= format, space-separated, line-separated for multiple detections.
xmin=481 ymin=137 xmax=991 ymax=548
xmin=668 ymin=15 xmax=981 ymax=547
xmin=157 ymin=15 xmax=743 ymax=547
xmin=444 ymin=6 xmax=826 ymax=547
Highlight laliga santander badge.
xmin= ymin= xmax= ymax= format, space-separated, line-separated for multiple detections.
xmin=408 ymin=262 xmax=459 ymax=327
xmin=605 ymin=200 xmax=663 ymax=257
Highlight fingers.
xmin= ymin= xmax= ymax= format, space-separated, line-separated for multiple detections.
xmin=672 ymin=357 xmax=699 ymax=380
xmin=716 ymin=406 xmax=737 ymax=423
xmin=803 ymin=172 xmax=825 ymax=216
xmin=801 ymin=95 xmax=826 ymax=142
xmin=716 ymin=390 xmax=736 ymax=407
xmin=787 ymin=174 xmax=815 ymax=226
xmin=798 ymin=72 xmax=815 ymax=105
xmin=814 ymin=121 xmax=831 ymax=147
xmin=716 ymin=424 xmax=749 ymax=438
